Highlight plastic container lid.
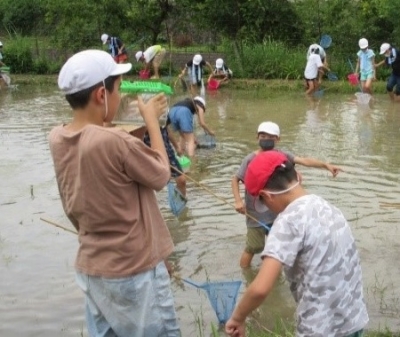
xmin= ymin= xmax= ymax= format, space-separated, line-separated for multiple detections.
xmin=120 ymin=80 xmax=173 ymax=95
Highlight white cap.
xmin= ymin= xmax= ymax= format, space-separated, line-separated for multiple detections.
xmin=359 ymin=38 xmax=368 ymax=49
xmin=193 ymin=54 xmax=202 ymax=65
xmin=194 ymin=96 xmax=206 ymax=108
xmin=135 ymin=51 xmax=143 ymax=62
xmin=58 ymin=49 xmax=132 ymax=95
xmin=380 ymin=43 xmax=391 ymax=55
xmin=257 ymin=121 xmax=280 ymax=136
xmin=0 ymin=41 xmax=3 ymax=47
xmin=101 ymin=34 xmax=109 ymax=45
xmin=215 ymin=58 xmax=224 ymax=68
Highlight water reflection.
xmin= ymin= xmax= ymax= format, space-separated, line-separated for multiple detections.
xmin=1 ymin=87 xmax=400 ymax=336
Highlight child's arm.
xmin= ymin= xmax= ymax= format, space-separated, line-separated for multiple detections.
xmin=137 ymin=94 xmax=169 ymax=165
xmin=375 ymin=59 xmax=386 ymax=68
xmin=225 ymin=257 xmax=282 ymax=336
xmin=354 ymin=58 xmax=360 ymax=74
xmin=197 ymin=108 xmax=215 ymax=136
xmin=231 ymin=176 xmax=245 ymax=214
xmin=294 ymin=156 xmax=343 ymax=177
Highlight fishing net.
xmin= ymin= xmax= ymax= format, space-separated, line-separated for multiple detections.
xmin=320 ymin=34 xmax=332 ymax=49
xmin=167 ymin=181 xmax=187 ymax=217
xmin=184 ymin=278 xmax=242 ymax=324
xmin=196 ymin=133 xmax=216 ymax=149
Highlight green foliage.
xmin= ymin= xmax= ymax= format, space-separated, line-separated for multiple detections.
xmin=2 ymin=36 xmax=34 ymax=73
xmin=1 ymin=0 xmax=45 ymax=35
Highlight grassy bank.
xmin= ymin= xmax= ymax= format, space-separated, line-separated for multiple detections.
xmin=10 ymin=74 xmax=389 ymax=95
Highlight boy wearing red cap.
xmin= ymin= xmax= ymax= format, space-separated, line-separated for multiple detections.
xmin=226 ymin=151 xmax=368 ymax=337
xmin=231 ymin=121 xmax=342 ymax=268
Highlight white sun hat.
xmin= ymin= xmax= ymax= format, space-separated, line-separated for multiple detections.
xmin=215 ymin=58 xmax=224 ymax=68
xmin=358 ymin=38 xmax=368 ymax=49
xmin=58 ymin=49 xmax=132 ymax=95
xmin=257 ymin=121 xmax=280 ymax=136
xmin=194 ymin=96 xmax=206 ymax=107
xmin=135 ymin=51 xmax=143 ymax=62
xmin=101 ymin=34 xmax=109 ymax=45
xmin=193 ymin=54 xmax=202 ymax=65
xmin=380 ymin=43 xmax=391 ymax=55
xmin=0 ymin=41 xmax=3 ymax=47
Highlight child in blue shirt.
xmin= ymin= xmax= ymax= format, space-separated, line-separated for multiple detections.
xmin=354 ymin=38 xmax=375 ymax=95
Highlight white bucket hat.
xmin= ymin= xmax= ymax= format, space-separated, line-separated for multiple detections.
xmin=135 ymin=51 xmax=144 ymax=62
xmin=194 ymin=96 xmax=206 ymax=108
xmin=380 ymin=43 xmax=391 ymax=55
xmin=215 ymin=58 xmax=224 ymax=68
xmin=193 ymin=54 xmax=202 ymax=65
xmin=0 ymin=41 xmax=3 ymax=47
xmin=101 ymin=34 xmax=109 ymax=45
xmin=58 ymin=49 xmax=132 ymax=95
xmin=358 ymin=38 xmax=368 ymax=49
xmin=257 ymin=122 xmax=280 ymax=136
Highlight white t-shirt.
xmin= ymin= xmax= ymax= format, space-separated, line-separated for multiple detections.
xmin=304 ymin=54 xmax=323 ymax=79
xmin=262 ymin=194 xmax=369 ymax=336
xmin=143 ymin=45 xmax=162 ymax=63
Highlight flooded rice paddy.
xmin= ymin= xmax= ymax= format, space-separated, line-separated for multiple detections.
xmin=1 ymin=86 xmax=400 ymax=336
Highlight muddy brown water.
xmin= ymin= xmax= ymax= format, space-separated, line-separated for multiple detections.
xmin=1 ymin=86 xmax=400 ymax=336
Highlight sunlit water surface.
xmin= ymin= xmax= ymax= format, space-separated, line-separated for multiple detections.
xmin=1 ymin=86 xmax=400 ymax=336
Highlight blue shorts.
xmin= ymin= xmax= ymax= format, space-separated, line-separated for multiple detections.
xmin=360 ymin=70 xmax=374 ymax=81
xmin=75 ymin=261 xmax=180 ymax=337
xmin=168 ymin=106 xmax=194 ymax=133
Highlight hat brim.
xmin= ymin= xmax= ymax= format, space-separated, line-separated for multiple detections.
xmin=380 ymin=49 xmax=389 ymax=55
xmin=111 ymin=63 xmax=132 ymax=76
xmin=193 ymin=61 xmax=201 ymax=65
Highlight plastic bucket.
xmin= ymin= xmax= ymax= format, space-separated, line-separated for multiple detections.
xmin=207 ymin=79 xmax=220 ymax=90
xmin=139 ymin=69 xmax=150 ymax=79
xmin=347 ymin=73 xmax=359 ymax=86
xmin=177 ymin=155 xmax=191 ymax=172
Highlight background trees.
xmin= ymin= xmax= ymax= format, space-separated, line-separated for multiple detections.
xmin=0 ymin=0 xmax=399 ymax=76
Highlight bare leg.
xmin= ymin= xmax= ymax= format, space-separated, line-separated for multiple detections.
xmin=153 ymin=65 xmax=160 ymax=79
xmin=364 ymin=78 xmax=373 ymax=95
xmin=182 ymin=132 xmax=196 ymax=158
xmin=175 ymin=175 xmax=186 ymax=197
xmin=305 ymin=80 xmax=315 ymax=95
xmin=240 ymin=251 xmax=254 ymax=268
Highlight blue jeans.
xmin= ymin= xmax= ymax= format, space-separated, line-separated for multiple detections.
xmin=386 ymin=73 xmax=400 ymax=95
xmin=75 ymin=261 xmax=180 ymax=337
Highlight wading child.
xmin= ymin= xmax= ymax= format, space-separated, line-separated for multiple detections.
xmin=232 ymin=122 xmax=342 ymax=268
xmin=49 ymin=49 xmax=180 ymax=337
xmin=226 ymin=150 xmax=369 ymax=337
xmin=167 ymin=96 xmax=215 ymax=158
xmin=306 ymin=43 xmax=328 ymax=84
xmin=208 ymin=58 xmax=233 ymax=86
xmin=376 ymin=43 xmax=400 ymax=101
xmin=101 ymin=33 xmax=128 ymax=63
xmin=304 ymin=47 xmax=330 ymax=95
xmin=354 ymin=38 xmax=375 ymax=95
xmin=135 ymin=45 xmax=166 ymax=79
xmin=143 ymin=126 xmax=187 ymax=197
xmin=0 ymin=41 xmax=9 ymax=88
xmin=179 ymin=54 xmax=213 ymax=95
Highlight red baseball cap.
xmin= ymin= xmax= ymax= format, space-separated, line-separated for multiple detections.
xmin=244 ymin=151 xmax=288 ymax=196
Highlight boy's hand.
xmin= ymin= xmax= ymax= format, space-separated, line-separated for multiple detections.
xmin=137 ymin=93 xmax=168 ymax=121
xmin=225 ymin=318 xmax=245 ymax=337
xmin=234 ymin=200 xmax=245 ymax=214
xmin=327 ymin=164 xmax=343 ymax=177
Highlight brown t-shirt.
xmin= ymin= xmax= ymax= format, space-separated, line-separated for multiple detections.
xmin=49 ymin=124 xmax=174 ymax=278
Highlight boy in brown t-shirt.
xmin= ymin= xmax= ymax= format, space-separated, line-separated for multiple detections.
xmin=49 ymin=49 xmax=180 ymax=336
